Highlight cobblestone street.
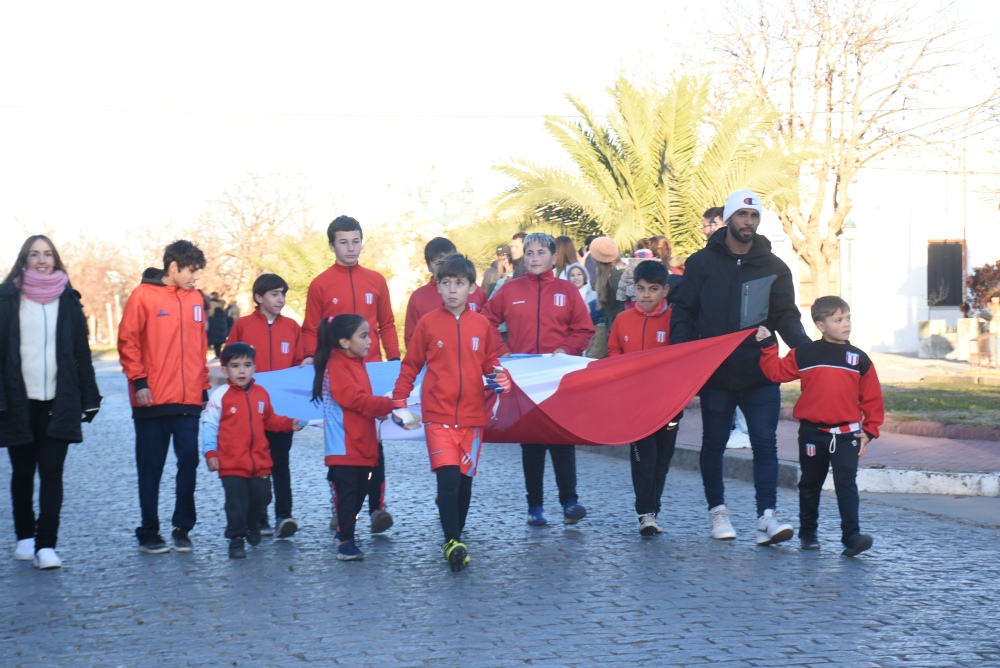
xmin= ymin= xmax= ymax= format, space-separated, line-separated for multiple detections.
xmin=1 ymin=362 xmax=998 ymax=667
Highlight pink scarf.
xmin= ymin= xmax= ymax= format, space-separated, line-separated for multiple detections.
xmin=17 ymin=269 xmax=69 ymax=305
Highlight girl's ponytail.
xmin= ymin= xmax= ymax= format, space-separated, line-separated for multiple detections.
xmin=311 ymin=314 xmax=368 ymax=403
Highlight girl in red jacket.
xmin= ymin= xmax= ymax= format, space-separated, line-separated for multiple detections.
xmin=311 ymin=315 xmax=395 ymax=561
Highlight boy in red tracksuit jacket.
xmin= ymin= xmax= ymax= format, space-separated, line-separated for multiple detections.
xmin=117 ymin=240 xmax=210 ymax=555
xmin=226 ymin=273 xmax=303 ymax=539
xmin=482 ymin=232 xmax=594 ymax=527
xmin=200 ymin=343 xmax=302 ymax=559
xmin=607 ymin=260 xmax=681 ymax=537
xmin=301 ymin=215 xmax=398 ymax=535
xmin=404 ymin=237 xmax=488 ymax=348
xmin=392 ymin=254 xmax=510 ymax=572
xmin=756 ymin=295 xmax=884 ymax=557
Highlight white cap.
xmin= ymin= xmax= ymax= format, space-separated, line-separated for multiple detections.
xmin=722 ymin=190 xmax=763 ymax=224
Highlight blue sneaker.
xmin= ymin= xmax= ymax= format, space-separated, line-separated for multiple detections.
xmin=337 ymin=539 xmax=364 ymax=561
xmin=527 ymin=506 xmax=547 ymax=526
xmin=562 ymin=501 xmax=587 ymax=524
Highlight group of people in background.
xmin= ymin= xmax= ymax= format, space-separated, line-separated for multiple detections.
xmin=1 ymin=188 xmax=884 ymax=571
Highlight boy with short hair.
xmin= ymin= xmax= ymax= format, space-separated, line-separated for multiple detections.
xmin=756 ymin=295 xmax=884 ymax=557
xmin=607 ymin=260 xmax=681 ymax=536
xmin=118 ymin=240 xmax=209 ymax=554
xmin=200 ymin=343 xmax=302 ymax=558
xmin=301 ymin=215 xmax=399 ymax=533
xmin=226 ymin=273 xmax=303 ymax=538
xmin=404 ymin=238 xmax=488 ymax=348
xmin=392 ymin=254 xmax=510 ymax=572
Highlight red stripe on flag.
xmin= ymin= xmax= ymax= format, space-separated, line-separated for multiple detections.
xmin=484 ymin=330 xmax=754 ymax=445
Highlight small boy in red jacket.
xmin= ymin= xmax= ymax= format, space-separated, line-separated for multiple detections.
xmin=226 ymin=273 xmax=303 ymax=539
xmin=756 ymin=295 xmax=884 ymax=557
xmin=404 ymin=237 xmax=488 ymax=348
xmin=393 ymin=254 xmax=510 ymax=572
xmin=607 ymin=260 xmax=681 ymax=537
xmin=201 ymin=343 xmax=302 ymax=559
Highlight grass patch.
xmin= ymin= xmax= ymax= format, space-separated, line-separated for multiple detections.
xmin=780 ymin=382 xmax=1000 ymax=428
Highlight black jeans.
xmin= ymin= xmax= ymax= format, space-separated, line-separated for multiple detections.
xmin=8 ymin=400 xmax=70 ymax=550
xmin=436 ymin=466 xmax=473 ymax=543
xmin=133 ymin=415 xmax=199 ymax=542
xmin=630 ymin=418 xmax=680 ymax=516
xmin=798 ymin=423 xmax=862 ymax=542
xmin=260 ymin=431 xmax=293 ymax=523
xmin=329 ymin=465 xmax=371 ymax=542
xmin=521 ymin=443 xmax=578 ymax=508
xmin=221 ymin=476 xmax=272 ymax=539
xmin=365 ymin=441 xmax=386 ymax=514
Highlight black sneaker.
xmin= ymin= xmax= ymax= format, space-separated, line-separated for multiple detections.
xmin=171 ymin=528 xmax=193 ymax=553
xmin=276 ymin=517 xmax=298 ymax=539
xmin=841 ymin=533 xmax=873 ymax=557
xmin=229 ymin=538 xmax=246 ymax=559
xmin=247 ymin=527 xmax=262 ymax=547
xmin=799 ymin=533 xmax=820 ymax=550
xmin=138 ymin=534 xmax=170 ymax=554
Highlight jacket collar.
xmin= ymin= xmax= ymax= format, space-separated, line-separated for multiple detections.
xmin=227 ymin=379 xmax=256 ymax=391
xmin=707 ymin=228 xmax=773 ymax=260
xmin=634 ymin=299 xmax=669 ymax=318
xmin=526 ymin=269 xmax=555 ymax=285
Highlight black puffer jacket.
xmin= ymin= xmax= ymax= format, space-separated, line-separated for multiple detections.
xmin=0 ymin=282 xmax=102 ymax=446
xmin=670 ymin=228 xmax=809 ymax=390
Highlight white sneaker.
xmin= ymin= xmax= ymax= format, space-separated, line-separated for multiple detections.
xmin=638 ymin=513 xmax=662 ymax=537
xmin=14 ymin=538 xmax=35 ymax=561
xmin=33 ymin=548 xmax=61 ymax=570
xmin=756 ymin=509 xmax=794 ymax=545
xmin=708 ymin=505 xmax=736 ymax=540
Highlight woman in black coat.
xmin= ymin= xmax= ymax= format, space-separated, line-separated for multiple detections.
xmin=0 ymin=235 xmax=101 ymax=569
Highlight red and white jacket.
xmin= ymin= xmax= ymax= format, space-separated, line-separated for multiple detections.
xmin=404 ymin=279 xmax=487 ymax=348
xmin=607 ymin=301 xmax=672 ymax=356
xmin=200 ymin=380 xmax=295 ymax=478
xmin=482 ymin=270 xmax=595 ymax=356
xmin=301 ymin=263 xmax=400 ymax=361
xmin=322 ymin=349 xmax=396 ymax=467
xmin=117 ymin=269 xmax=209 ymax=418
xmin=226 ymin=309 xmax=304 ymax=371
xmin=760 ymin=340 xmax=885 ymax=439
xmin=394 ymin=307 xmax=500 ymax=427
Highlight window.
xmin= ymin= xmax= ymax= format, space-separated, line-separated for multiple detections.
xmin=927 ymin=241 xmax=964 ymax=307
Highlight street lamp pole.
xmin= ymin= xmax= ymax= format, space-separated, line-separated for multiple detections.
xmin=842 ymin=217 xmax=857 ymax=307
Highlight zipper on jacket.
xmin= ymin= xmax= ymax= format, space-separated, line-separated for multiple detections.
xmin=641 ymin=316 xmax=647 ymax=352
xmin=455 ymin=313 xmax=463 ymax=426
xmin=536 ymin=280 xmax=542 ymax=353
xmin=176 ymin=292 xmax=187 ymax=401
xmin=243 ymin=388 xmax=257 ymax=475
xmin=349 ymin=266 xmax=357 ymax=313
xmin=42 ymin=303 xmax=50 ymax=400
xmin=742 ymin=284 xmax=749 ymax=324
xmin=268 ymin=321 xmax=274 ymax=372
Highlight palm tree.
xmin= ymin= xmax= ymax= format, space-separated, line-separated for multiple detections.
xmin=494 ymin=75 xmax=803 ymax=258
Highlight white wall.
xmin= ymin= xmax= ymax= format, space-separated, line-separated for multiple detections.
xmin=844 ymin=166 xmax=1000 ymax=353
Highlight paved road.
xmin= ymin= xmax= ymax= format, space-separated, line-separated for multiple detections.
xmin=1 ymin=362 xmax=998 ymax=667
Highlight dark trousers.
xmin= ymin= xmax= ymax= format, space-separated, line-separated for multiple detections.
xmin=364 ymin=442 xmax=386 ymax=514
xmin=798 ymin=423 xmax=862 ymax=542
xmin=521 ymin=443 xmax=578 ymax=508
xmin=698 ymin=385 xmax=780 ymax=515
xmin=630 ymin=418 xmax=680 ymax=516
xmin=329 ymin=465 xmax=371 ymax=542
xmin=8 ymin=400 xmax=70 ymax=550
xmin=260 ymin=431 xmax=293 ymax=522
xmin=133 ymin=415 xmax=199 ymax=542
xmin=221 ymin=476 xmax=272 ymax=539
xmin=212 ymin=342 xmax=223 ymax=357
xmin=436 ymin=466 xmax=473 ymax=543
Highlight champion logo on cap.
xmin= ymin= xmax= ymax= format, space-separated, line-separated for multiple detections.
xmin=743 ymin=197 xmax=757 ymax=205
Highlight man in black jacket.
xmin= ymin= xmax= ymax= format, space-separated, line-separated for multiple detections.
xmin=670 ymin=190 xmax=810 ymax=545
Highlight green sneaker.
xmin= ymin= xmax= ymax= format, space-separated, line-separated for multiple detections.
xmin=443 ymin=539 xmax=470 ymax=572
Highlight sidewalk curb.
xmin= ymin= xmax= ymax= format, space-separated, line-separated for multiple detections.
xmin=583 ymin=444 xmax=1000 ymax=498
xmin=778 ymin=407 xmax=1000 ymax=441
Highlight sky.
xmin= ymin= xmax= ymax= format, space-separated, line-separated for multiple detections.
xmin=1 ymin=0 xmax=997 ymax=260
